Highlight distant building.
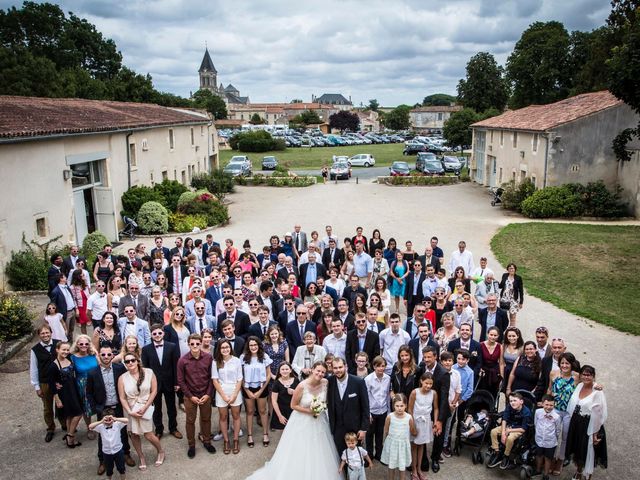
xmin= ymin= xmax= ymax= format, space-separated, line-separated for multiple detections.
xmin=198 ymin=48 xmax=249 ymax=104
xmin=227 ymin=102 xmax=340 ymax=126
xmin=470 ymin=90 xmax=640 ymax=215
xmin=312 ymin=93 xmax=353 ymax=111
xmin=409 ymin=105 xmax=462 ymax=133
xmin=0 ymin=96 xmax=218 ymax=288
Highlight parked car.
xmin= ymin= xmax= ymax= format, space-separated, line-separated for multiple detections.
xmin=389 ymin=161 xmax=411 ymax=176
xmin=223 ymin=162 xmax=250 ymax=177
xmin=349 ymin=154 xmax=375 ymax=167
xmin=403 ymin=143 xmax=427 ymax=155
xmin=261 ymin=156 xmax=278 ymax=170
xmin=416 ymin=152 xmax=440 ymax=173
xmin=457 ymin=156 xmax=468 ymax=169
xmin=329 ymin=161 xmax=351 ymax=180
xmin=441 ymin=156 xmax=462 ymax=174
xmin=230 ymin=155 xmax=250 ymax=167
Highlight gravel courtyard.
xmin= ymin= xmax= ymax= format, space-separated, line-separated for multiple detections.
xmin=1 ymin=181 xmax=637 ymax=480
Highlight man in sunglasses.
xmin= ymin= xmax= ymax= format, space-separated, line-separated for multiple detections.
xmin=87 ymin=345 xmax=135 ymax=474
xmin=117 ymin=305 xmax=151 ymax=346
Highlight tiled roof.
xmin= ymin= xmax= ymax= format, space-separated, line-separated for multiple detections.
xmin=471 ymin=91 xmax=623 ymax=132
xmin=0 ymin=96 xmax=209 ymax=140
xmin=411 ymin=105 xmax=462 ymax=113
xmin=316 ymin=93 xmax=351 ymax=105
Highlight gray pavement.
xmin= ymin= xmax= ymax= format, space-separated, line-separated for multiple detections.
xmin=1 ymin=182 xmax=638 ymax=480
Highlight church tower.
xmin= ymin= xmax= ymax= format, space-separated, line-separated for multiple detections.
xmin=198 ymin=48 xmax=217 ymax=93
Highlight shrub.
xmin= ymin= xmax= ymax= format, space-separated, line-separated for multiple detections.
xmin=82 ymin=231 xmax=109 ymax=262
xmin=120 ymin=186 xmax=163 ymax=219
xmin=168 ymin=213 xmax=209 ymax=232
xmin=177 ymin=191 xmax=198 ymax=208
xmin=579 ymin=181 xmax=628 ymax=217
xmin=501 ymin=178 xmax=536 ymax=212
xmin=5 ymin=249 xmax=48 ymax=291
xmin=381 ymin=176 xmax=459 ymax=186
xmin=521 ymin=185 xmax=583 ymax=218
xmin=137 ymin=201 xmax=169 ymax=234
xmin=191 ymin=169 xmax=235 ymax=201
xmin=153 ymin=180 xmax=188 ymax=212
xmin=460 ymin=167 xmax=471 ymax=183
xmin=0 ymin=294 xmax=34 ymax=341
xmin=270 ymin=168 xmax=290 ymax=177
xmin=178 ymin=193 xmax=229 ymax=226
xmin=230 ymin=130 xmax=286 ymax=152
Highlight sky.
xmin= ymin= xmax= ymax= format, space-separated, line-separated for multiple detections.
xmin=2 ymin=0 xmax=612 ymax=106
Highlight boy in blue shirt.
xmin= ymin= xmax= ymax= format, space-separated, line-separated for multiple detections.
xmin=487 ymin=392 xmax=532 ymax=470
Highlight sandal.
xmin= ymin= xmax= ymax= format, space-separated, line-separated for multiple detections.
xmin=263 ymin=434 xmax=270 ymax=447
xmin=154 ymin=451 xmax=165 ymax=467
xmin=223 ymin=440 xmax=230 ymax=455
xmin=247 ymin=435 xmax=254 ymax=448
xmin=233 ymin=439 xmax=240 ymax=454
xmin=551 ymin=470 xmax=562 ymax=476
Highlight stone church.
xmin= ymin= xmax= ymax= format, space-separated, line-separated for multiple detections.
xmin=198 ymin=48 xmax=249 ymax=104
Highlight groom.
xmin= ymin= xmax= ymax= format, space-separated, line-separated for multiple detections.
xmin=327 ymin=357 xmax=370 ymax=456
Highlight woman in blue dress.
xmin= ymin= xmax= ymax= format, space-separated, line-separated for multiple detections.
xmin=388 ymin=251 xmax=409 ymax=313
xmin=70 ymin=334 xmax=99 ymax=439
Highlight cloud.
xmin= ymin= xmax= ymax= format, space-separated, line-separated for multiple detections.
xmin=0 ymin=0 xmax=611 ymax=105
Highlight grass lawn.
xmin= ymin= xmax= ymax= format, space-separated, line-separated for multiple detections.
xmin=491 ymin=223 xmax=640 ymax=335
xmin=220 ymin=144 xmax=406 ymax=170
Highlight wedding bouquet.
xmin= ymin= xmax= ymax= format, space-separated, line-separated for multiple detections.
xmin=310 ymin=396 xmax=327 ymax=418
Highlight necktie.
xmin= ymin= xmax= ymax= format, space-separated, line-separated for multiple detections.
xmin=174 ymin=268 xmax=180 ymax=294
xmin=199 ymin=318 xmax=204 ymax=332
xmin=216 ymin=286 xmax=221 ymax=298
xmin=133 ymin=296 xmax=137 ymax=308
xmin=299 ymin=324 xmax=304 ymax=340
xmin=262 ymin=325 xmax=267 ymax=336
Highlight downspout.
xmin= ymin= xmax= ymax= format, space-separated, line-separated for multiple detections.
xmin=126 ymin=131 xmax=133 ymax=189
xmin=542 ymin=132 xmax=550 ymax=188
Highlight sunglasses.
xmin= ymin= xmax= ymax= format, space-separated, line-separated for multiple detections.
xmin=78 ymin=343 xmax=89 ymax=346
xmin=355 ymin=320 xmax=366 ymax=324
xmin=536 ymin=327 xmax=549 ymax=334
xmin=151 ymin=331 xmax=163 ymax=336
xmin=296 ymin=312 xmax=307 ymax=316
xmin=124 ymin=359 xmax=137 ymax=364
xmin=100 ymin=353 xmax=113 ymax=357
xmin=189 ymin=342 xmax=201 ymax=347
xmin=174 ymin=313 xmax=185 ymax=318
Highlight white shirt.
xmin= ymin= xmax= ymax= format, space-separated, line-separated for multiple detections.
xmin=240 ymin=354 xmax=273 ymax=388
xmin=534 ymin=409 xmax=561 ymax=448
xmin=342 ymin=446 xmax=368 ymax=469
xmin=365 ymin=372 xmax=391 ymax=415
xmin=29 ymin=342 xmax=54 ymax=389
xmin=448 ymin=368 xmax=462 ymax=403
xmin=322 ymin=334 xmax=347 ymax=360
xmin=379 ymin=328 xmax=411 ymax=374
xmin=211 ymin=356 xmax=243 ymax=385
xmin=87 ymin=291 xmax=108 ymax=322
xmin=449 ymin=249 xmax=475 ymax=278
xmin=337 ymin=375 xmax=349 ymax=399
xmin=472 ymin=266 xmax=494 ymax=279
xmin=93 ymin=422 xmax=125 ymax=455
xmin=292 ymin=345 xmax=326 ymax=378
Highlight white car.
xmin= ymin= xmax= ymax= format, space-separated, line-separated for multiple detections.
xmin=349 ymin=154 xmax=376 ymax=167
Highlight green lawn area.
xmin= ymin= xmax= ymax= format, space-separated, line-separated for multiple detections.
xmin=220 ymin=144 xmax=406 ymax=170
xmin=491 ymin=223 xmax=640 ymax=335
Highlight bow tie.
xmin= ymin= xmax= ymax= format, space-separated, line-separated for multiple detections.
xmin=544 ymin=414 xmax=554 ymax=420
xmin=104 ymin=426 xmax=113 ymax=429
xmin=155 ymin=344 xmax=164 ymax=348
xmin=43 ymin=343 xmax=52 ymax=348
xmin=127 ymin=321 xmax=135 ymax=325
xmin=358 ymin=335 xmax=366 ymax=339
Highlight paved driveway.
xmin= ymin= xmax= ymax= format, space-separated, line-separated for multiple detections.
xmin=0 ymin=182 xmax=636 ymax=480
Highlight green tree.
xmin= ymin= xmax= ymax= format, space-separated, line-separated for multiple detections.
xmin=457 ymin=52 xmax=509 ymax=112
xmin=569 ymin=27 xmax=616 ymax=95
xmin=191 ymin=89 xmax=228 ymax=119
xmin=329 ymin=110 xmax=360 ymax=132
xmin=290 ymin=98 xmax=303 ymax=103
xmin=382 ymin=105 xmax=411 ymax=130
xmin=291 ymin=109 xmax=322 ymax=126
xmin=442 ymin=108 xmax=480 ymax=148
xmin=422 ymin=93 xmax=456 ymax=106
xmin=367 ymin=99 xmax=379 ymax=111
xmin=249 ymin=113 xmax=265 ymax=124
xmin=507 ymin=21 xmax=572 ymax=109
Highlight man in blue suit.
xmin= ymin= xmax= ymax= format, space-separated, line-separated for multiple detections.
xmin=150 ymin=236 xmax=171 ymax=262
xmin=205 ymin=271 xmax=224 ymax=309
xmin=285 ymin=304 xmax=316 ymax=350
xmin=185 ymin=285 xmax=213 ymax=322
xmin=50 ymin=273 xmax=78 ymax=339
xmin=186 ymin=300 xmax=216 ymax=335
xmin=447 ymin=323 xmax=482 ymax=377
xmin=117 ymin=305 xmax=151 ymax=346
xmin=248 ymin=306 xmax=277 ymax=339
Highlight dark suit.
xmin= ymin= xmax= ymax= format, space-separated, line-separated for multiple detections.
xmin=86 ymin=363 xmax=130 ymax=460
xmin=216 ymin=310 xmax=251 ymax=339
xmin=141 ymin=341 xmax=180 ymax=434
xmin=477 ymin=308 xmax=509 ymax=342
xmin=341 ymin=285 xmax=368 ymax=312
xmin=322 ymin=248 xmax=344 ymax=270
xmin=534 ymin=355 xmax=556 ymax=402
xmin=201 ymin=241 xmax=220 ymax=264
xmin=164 ymin=265 xmax=187 ymax=295
xmin=418 ymin=254 xmax=440 ymax=271
xmin=297 ymin=262 xmax=327 ymax=288
xmin=277 ymin=267 xmax=297 ymax=282
xmin=62 ymin=256 xmax=79 ymax=276
xmin=163 ymin=323 xmax=193 ymax=346
xmin=222 ymin=336 xmax=245 ymax=357
xmin=499 ymin=273 xmax=524 ymax=305
xmin=169 ymin=246 xmax=188 ymax=264
xmin=50 ymin=284 xmax=75 ymax=320
xmin=151 ymin=246 xmax=171 ymax=262
xmin=318 ymin=285 xmax=339 ymax=306
xmin=416 ymin=362 xmax=451 ymax=466
xmin=345 ymin=329 xmax=380 ymax=374
xmin=118 ymin=294 xmax=150 ymax=322
xmin=205 ymin=284 xmax=225 ymax=308
xmin=408 ymin=336 xmax=440 ymax=364
xmin=47 ymin=265 xmax=62 ymax=297
xmin=248 ymin=321 xmax=277 ymax=341
xmin=337 ymin=313 xmax=356 ymax=331
xmin=404 ymin=271 xmax=426 ymax=317
xmin=447 ymin=338 xmax=482 ymax=378
xmin=257 ymin=294 xmax=284 ymax=319
xmin=285 ymin=320 xmax=316 ymax=350
xmin=277 ymin=309 xmax=297 ymax=333
xmin=327 ymin=374 xmax=370 ymax=455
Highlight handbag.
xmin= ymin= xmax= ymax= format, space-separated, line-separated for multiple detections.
xmin=499 ymin=299 xmax=510 ymax=310
xmin=133 ymin=402 xmax=154 ymax=420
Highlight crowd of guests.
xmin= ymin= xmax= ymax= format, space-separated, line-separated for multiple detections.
xmin=30 ymin=225 xmax=607 ymax=479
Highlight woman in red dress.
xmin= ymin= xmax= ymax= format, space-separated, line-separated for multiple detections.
xmin=70 ymin=269 xmax=90 ymax=335
xmin=478 ymin=326 xmax=502 ymax=399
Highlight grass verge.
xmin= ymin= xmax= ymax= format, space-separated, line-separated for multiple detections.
xmin=491 ymin=222 xmax=640 ymax=335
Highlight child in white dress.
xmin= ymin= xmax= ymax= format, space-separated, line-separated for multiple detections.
xmin=408 ymin=372 xmax=439 ymax=480
xmin=44 ymin=303 xmax=68 ymax=342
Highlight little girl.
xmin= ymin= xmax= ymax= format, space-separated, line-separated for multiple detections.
xmin=381 ymin=393 xmax=417 ymax=480
xmin=44 ymin=303 xmax=67 ymax=342
xmin=408 ymin=372 xmax=439 ymax=480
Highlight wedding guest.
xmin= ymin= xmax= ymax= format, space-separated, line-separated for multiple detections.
xmin=263 ymin=325 xmax=289 ymax=382
xmin=365 ymin=356 xmax=391 ymax=462
xmin=92 ymin=312 xmax=121 ymax=354
xmin=212 ymin=339 xmax=243 ymax=454
xmin=48 ymin=341 xmax=83 ymax=448
xmin=30 ymin=324 xmax=59 ymax=442
xmin=269 ymin=362 xmax=299 ymax=430
xmin=70 ymin=334 xmax=99 ymax=439
xmin=89 ymin=411 xmax=129 ymax=480
xmin=292 ymin=331 xmax=327 ymax=380
xmin=381 ymin=393 xmax=417 ymax=479
xmin=241 ymin=337 xmax=272 ymax=448
xmin=43 ymin=303 xmax=68 ymax=342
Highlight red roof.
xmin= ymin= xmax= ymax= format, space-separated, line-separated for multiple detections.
xmin=411 ymin=105 xmax=462 ymax=113
xmin=0 ymin=96 xmax=208 ymax=140
xmin=471 ymin=91 xmax=623 ymax=132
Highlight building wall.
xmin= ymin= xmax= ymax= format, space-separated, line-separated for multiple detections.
xmin=617 ymin=150 xmax=640 ymax=216
xmin=410 ymin=111 xmax=455 ymax=130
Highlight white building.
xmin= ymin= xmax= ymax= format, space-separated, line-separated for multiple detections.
xmin=0 ymin=96 xmax=218 ymax=288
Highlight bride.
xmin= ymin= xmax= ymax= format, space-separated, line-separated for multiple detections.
xmin=246 ymin=361 xmax=342 ymax=480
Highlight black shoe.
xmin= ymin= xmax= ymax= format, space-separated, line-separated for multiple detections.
xmin=431 ymin=460 xmax=440 ymax=473
xmin=204 ymin=443 xmax=216 ymax=454
xmin=187 ymin=446 xmax=196 ymax=458
xmin=487 ymin=453 xmax=503 ymax=468
xmin=45 ymin=431 xmax=54 ymax=443
xmin=443 ymin=446 xmax=452 ymax=458
xmin=499 ymin=457 xmax=515 ymax=470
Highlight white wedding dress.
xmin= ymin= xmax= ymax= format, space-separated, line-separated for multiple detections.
xmin=246 ymin=381 xmax=341 ymax=480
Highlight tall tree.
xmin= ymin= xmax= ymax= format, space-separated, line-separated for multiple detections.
xmin=506 ymin=21 xmax=572 ymax=109
xmin=442 ymin=108 xmax=479 ymax=148
xmin=291 ymin=109 xmax=322 ymax=126
xmin=569 ymin=27 xmax=616 ymax=95
xmin=367 ymin=99 xmax=379 ymax=111
xmin=249 ymin=113 xmax=265 ymax=124
xmin=422 ymin=93 xmax=456 ymax=106
xmin=329 ymin=110 xmax=360 ymax=132
xmin=191 ymin=89 xmax=228 ymax=119
xmin=383 ymin=105 xmax=411 ymax=130
xmin=457 ymin=52 xmax=509 ymax=112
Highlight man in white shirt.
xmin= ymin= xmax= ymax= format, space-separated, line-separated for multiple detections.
xmin=117 ymin=306 xmax=151 ymax=346
xmin=185 ymin=285 xmax=213 ymax=322
xmin=321 ymin=225 xmax=339 ymax=251
xmin=422 ymin=265 xmax=439 ymax=300
xmin=379 ymin=314 xmax=410 ymax=374
xmin=352 ymin=241 xmax=373 ymax=288
xmin=448 ymin=240 xmax=475 ymax=278
xmin=87 ymin=281 xmax=108 ymax=329
xmin=139 ymin=272 xmax=155 ymax=297
xmin=322 ymin=318 xmax=347 ymax=360
xmin=298 ymin=242 xmax=319 ymax=266
xmin=452 ymin=299 xmax=475 ymax=330
xmin=471 ymin=257 xmax=494 ymax=280
xmin=364 ymin=356 xmax=390 ymax=460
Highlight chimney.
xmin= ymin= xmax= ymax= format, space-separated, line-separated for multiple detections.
xmin=349 ymin=95 xmax=352 ymax=103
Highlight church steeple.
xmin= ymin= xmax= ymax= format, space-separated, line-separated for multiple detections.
xmin=198 ymin=47 xmax=217 ymax=92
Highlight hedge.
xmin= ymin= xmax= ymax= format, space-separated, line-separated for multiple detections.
xmin=379 ymin=176 xmax=460 ymax=186
xmin=152 ymin=180 xmax=188 ymax=212
xmin=120 ymin=186 xmax=164 ymax=220
xmin=238 ymin=175 xmax=316 ymax=187
xmin=177 ymin=193 xmax=229 ymax=226
xmin=168 ymin=213 xmax=209 ymax=232
xmin=137 ymin=201 xmax=169 ymax=234
xmin=230 ymin=130 xmax=286 ymax=152
xmin=82 ymin=231 xmax=109 ymax=262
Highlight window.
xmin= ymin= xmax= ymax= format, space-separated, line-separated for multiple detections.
xmin=169 ymin=129 xmax=175 ymax=150
xmin=512 ymin=171 xmax=517 ymax=181
xmin=512 ymin=132 xmax=518 ymax=148
xmin=532 ymin=133 xmax=539 ymax=152
xmin=129 ymin=143 xmax=137 ymax=168
xmin=174 ymin=169 xmax=177 ymax=180
xmin=500 ymin=131 xmax=504 ymax=146
xmin=181 ymin=170 xmax=186 ymax=185
xmin=150 ymin=172 xmax=154 ymax=186
xmin=36 ymin=217 xmax=47 ymax=237
xmin=490 ymin=130 xmax=494 ymax=143
xmin=142 ymin=139 xmax=149 ymax=151
xmin=437 ymin=112 xmax=443 ymax=121
xmin=520 ymin=170 xmax=527 ymax=182
xmin=240 ymin=114 xmax=244 ymax=120
xmin=190 ymin=128 xmax=195 ymax=146
xmin=162 ymin=170 xmax=168 ymax=181
xmin=531 ymin=175 xmax=537 ymax=187
xmin=200 ymin=125 xmax=204 ymax=136
xmin=499 ymin=168 xmax=503 ymax=184
xmin=70 ymin=161 xmax=103 ymax=188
